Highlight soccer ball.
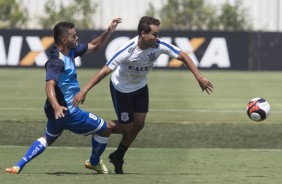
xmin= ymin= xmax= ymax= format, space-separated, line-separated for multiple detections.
xmin=247 ymin=98 xmax=270 ymax=121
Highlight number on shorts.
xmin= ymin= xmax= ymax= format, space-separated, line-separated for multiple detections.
xmin=89 ymin=113 xmax=98 ymax=120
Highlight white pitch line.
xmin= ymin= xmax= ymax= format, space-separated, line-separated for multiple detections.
xmin=0 ymin=107 xmax=281 ymax=113
xmin=1 ymin=145 xmax=282 ymax=152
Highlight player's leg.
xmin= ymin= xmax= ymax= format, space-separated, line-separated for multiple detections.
xmin=109 ymin=84 xmax=149 ymax=174
xmin=111 ymin=120 xmax=133 ymax=134
xmin=120 ymin=112 xmax=147 ymax=146
xmin=4 ymin=119 xmax=63 ymax=174
xmin=87 ymin=123 xmax=110 ymax=172
xmin=85 ymin=123 xmax=115 ymax=174
xmin=4 ymin=137 xmax=48 ymax=174
xmin=115 ymin=84 xmax=148 ymax=157
xmin=108 ymin=112 xmax=147 ymax=173
xmin=108 ymin=81 xmax=136 ymax=174
xmin=84 ymin=133 xmax=110 ymax=174
xmin=109 ymin=80 xmax=134 ymax=135
xmin=67 ymin=110 xmax=113 ymax=174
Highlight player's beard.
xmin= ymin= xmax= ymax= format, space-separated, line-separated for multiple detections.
xmin=67 ymin=41 xmax=77 ymax=49
xmin=143 ymin=39 xmax=157 ymax=48
xmin=148 ymin=40 xmax=158 ymax=48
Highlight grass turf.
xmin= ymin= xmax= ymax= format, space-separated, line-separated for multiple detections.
xmin=1 ymin=147 xmax=282 ymax=184
xmin=1 ymin=68 xmax=282 ymax=183
xmin=0 ymin=68 xmax=282 ymax=148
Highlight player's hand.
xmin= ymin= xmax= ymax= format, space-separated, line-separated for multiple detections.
xmin=197 ymin=77 xmax=214 ymax=95
xmin=108 ymin=17 xmax=122 ymax=33
xmin=54 ymin=106 xmax=68 ymax=119
xmin=72 ymin=92 xmax=86 ymax=107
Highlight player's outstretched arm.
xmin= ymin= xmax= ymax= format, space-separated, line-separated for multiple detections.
xmin=178 ymin=51 xmax=214 ymax=94
xmin=72 ymin=65 xmax=113 ymax=106
xmin=86 ymin=17 xmax=122 ymax=53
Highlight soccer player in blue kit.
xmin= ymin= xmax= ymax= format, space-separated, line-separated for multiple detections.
xmin=72 ymin=16 xmax=214 ymax=174
xmin=4 ymin=18 xmax=122 ymax=174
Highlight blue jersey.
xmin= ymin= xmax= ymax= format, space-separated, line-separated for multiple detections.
xmin=44 ymin=44 xmax=87 ymax=118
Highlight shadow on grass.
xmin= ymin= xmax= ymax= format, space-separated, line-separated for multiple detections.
xmin=46 ymin=171 xmax=199 ymax=176
xmin=46 ymin=172 xmax=95 ymax=176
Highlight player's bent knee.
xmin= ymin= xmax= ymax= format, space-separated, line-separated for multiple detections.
xmin=133 ymin=121 xmax=145 ymax=131
xmin=122 ymin=123 xmax=134 ymax=134
xmin=44 ymin=136 xmax=56 ymax=146
xmin=138 ymin=123 xmax=145 ymax=130
xmin=111 ymin=121 xmax=133 ymax=134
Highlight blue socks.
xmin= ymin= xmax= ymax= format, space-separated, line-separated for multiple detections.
xmin=14 ymin=135 xmax=107 ymax=169
xmin=16 ymin=137 xmax=48 ymax=169
xmin=90 ymin=134 xmax=108 ymax=165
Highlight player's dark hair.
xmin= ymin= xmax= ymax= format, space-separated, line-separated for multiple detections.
xmin=137 ymin=16 xmax=160 ymax=36
xmin=53 ymin=22 xmax=75 ymax=44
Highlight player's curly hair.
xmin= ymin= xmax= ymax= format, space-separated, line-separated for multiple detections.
xmin=137 ymin=16 xmax=160 ymax=36
xmin=53 ymin=22 xmax=75 ymax=44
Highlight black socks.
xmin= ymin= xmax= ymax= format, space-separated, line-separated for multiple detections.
xmin=114 ymin=143 xmax=129 ymax=159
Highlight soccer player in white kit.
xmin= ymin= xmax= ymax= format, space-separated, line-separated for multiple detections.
xmin=73 ymin=16 xmax=214 ymax=174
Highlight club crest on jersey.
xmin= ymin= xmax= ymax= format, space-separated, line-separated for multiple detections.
xmin=128 ymin=47 xmax=134 ymax=53
xmin=148 ymin=52 xmax=156 ymax=61
xmin=120 ymin=112 xmax=129 ymax=122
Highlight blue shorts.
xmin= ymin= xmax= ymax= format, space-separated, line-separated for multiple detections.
xmin=45 ymin=108 xmax=107 ymax=141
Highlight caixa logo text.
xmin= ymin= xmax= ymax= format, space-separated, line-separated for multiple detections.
xmin=105 ymin=36 xmax=231 ymax=68
xmin=0 ymin=36 xmax=82 ymax=66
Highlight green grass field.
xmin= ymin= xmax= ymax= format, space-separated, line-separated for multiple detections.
xmin=1 ymin=147 xmax=282 ymax=184
xmin=1 ymin=68 xmax=282 ymax=183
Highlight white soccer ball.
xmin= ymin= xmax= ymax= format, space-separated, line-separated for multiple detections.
xmin=246 ymin=98 xmax=270 ymax=121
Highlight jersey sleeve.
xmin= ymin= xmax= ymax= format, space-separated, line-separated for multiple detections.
xmin=74 ymin=43 xmax=88 ymax=57
xmin=158 ymin=39 xmax=180 ymax=58
xmin=106 ymin=40 xmax=135 ymax=70
xmin=45 ymin=59 xmax=65 ymax=82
